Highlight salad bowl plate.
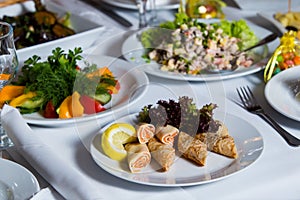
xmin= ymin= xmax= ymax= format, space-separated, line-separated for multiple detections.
xmin=21 ymin=55 xmax=149 ymax=126
xmin=0 ymin=0 xmax=106 ymax=59
xmin=122 ymin=22 xmax=278 ymax=82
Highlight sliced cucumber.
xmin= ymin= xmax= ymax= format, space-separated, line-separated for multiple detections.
xmin=93 ymin=92 xmax=111 ymax=105
xmin=20 ymin=98 xmax=44 ymax=109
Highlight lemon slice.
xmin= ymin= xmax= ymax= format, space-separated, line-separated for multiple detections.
xmin=101 ymin=123 xmax=137 ymax=161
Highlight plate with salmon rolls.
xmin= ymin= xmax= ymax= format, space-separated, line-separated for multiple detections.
xmin=90 ymin=102 xmax=264 ymax=186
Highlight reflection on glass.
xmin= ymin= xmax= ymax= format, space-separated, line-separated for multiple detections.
xmin=0 ymin=22 xmax=18 ymax=149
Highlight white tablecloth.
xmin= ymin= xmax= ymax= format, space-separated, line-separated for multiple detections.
xmin=5 ymin=0 xmax=300 ymax=199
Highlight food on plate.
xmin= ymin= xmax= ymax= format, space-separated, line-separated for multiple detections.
xmin=136 ymin=123 xmax=155 ymax=144
xmin=0 ymin=85 xmax=25 ymax=108
xmin=100 ymin=96 xmax=238 ymax=173
xmin=101 ymin=123 xmax=137 ymax=161
xmin=1 ymin=47 xmax=120 ymax=119
xmin=177 ymin=131 xmax=207 ymax=166
xmin=274 ymin=11 xmax=300 ymax=39
xmin=147 ymin=137 xmax=175 ymax=172
xmin=137 ymin=96 xmax=238 ymax=165
xmin=125 ymin=143 xmax=151 ymax=173
xmin=196 ymin=132 xmax=238 ymax=158
xmin=155 ymin=124 xmax=179 ymax=145
xmin=184 ymin=0 xmax=226 ymax=19
xmin=140 ymin=13 xmax=260 ymax=74
xmin=1 ymin=0 xmax=75 ymax=49
xmin=264 ymin=31 xmax=300 ymax=82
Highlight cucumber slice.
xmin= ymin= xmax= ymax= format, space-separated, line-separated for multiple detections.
xmin=94 ymin=92 xmax=111 ymax=105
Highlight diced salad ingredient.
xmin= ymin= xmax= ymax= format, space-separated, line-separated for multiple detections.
xmin=1 ymin=47 xmax=120 ymax=119
xmin=140 ymin=13 xmax=260 ymax=74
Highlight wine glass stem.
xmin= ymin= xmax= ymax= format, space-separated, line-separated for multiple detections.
xmin=137 ymin=0 xmax=148 ymax=28
xmin=149 ymin=0 xmax=157 ymax=23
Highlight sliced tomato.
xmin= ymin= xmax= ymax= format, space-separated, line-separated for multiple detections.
xmin=80 ymin=95 xmax=106 ymax=114
xmin=44 ymin=101 xmax=58 ymax=118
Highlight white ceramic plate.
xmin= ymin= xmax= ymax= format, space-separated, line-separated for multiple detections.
xmin=0 ymin=1 xmax=105 ymax=59
xmin=257 ymin=12 xmax=287 ymax=35
xmin=257 ymin=7 xmax=300 ymax=35
xmin=265 ymin=67 xmax=300 ymax=122
xmin=90 ymin=112 xmax=264 ymax=187
xmin=22 ymin=56 xmax=149 ymax=126
xmin=100 ymin=0 xmax=180 ymax=10
xmin=121 ymin=23 xmax=276 ymax=81
xmin=0 ymin=158 xmax=40 ymax=199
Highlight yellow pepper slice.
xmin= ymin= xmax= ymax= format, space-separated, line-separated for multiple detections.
xmin=70 ymin=91 xmax=84 ymax=117
xmin=0 ymin=85 xmax=25 ymax=108
xmin=58 ymin=95 xmax=72 ymax=119
xmin=58 ymin=91 xmax=84 ymax=119
xmin=9 ymin=92 xmax=37 ymax=108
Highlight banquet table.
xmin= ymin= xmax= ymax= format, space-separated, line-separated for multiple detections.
xmin=2 ymin=0 xmax=300 ymax=199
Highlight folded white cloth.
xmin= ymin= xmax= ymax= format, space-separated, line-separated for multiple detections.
xmin=30 ymin=187 xmax=63 ymax=200
xmin=1 ymin=105 xmax=103 ymax=200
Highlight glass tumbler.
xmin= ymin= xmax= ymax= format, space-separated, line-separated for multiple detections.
xmin=0 ymin=21 xmax=18 ymax=149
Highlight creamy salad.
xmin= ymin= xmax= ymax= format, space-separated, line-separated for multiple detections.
xmin=141 ymin=13 xmax=259 ymax=75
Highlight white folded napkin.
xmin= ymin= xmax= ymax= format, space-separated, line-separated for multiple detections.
xmin=1 ymin=105 xmax=103 ymax=200
xmin=30 ymin=187 xmax=62 ymax=200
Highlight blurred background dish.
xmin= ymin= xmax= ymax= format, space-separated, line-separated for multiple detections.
xmin=99 ymin=0 xmax=180 ymax=10
xmin=0 ymin=0 xmax=105 ymax=58
xmin=0 ymin=158 xmax=40 ymax=200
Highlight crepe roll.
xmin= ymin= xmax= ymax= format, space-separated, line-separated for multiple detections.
xmin=196 ymin=133 xmax=238 ymax=159
xmin=215 ymin=120 xmax=229 ymax=136
xmin=155 ymin=124 xmax=179 ymax=145
xmin=177 ymin=131 xmax=207 ymax=166
xmin=136 ymin=123 xmax=155 ymax=144
xmin=147 ymin=137 xmax=175 ymax=172
xmin=125 ymin=143 xmax=151 ymax=173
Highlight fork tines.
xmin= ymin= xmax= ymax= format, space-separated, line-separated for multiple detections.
xmin=236 ymin=86 xmax=258 ymax=108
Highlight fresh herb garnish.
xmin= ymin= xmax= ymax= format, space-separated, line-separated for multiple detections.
xmin=137 ymin=96 xmax=220 ymax=135
xmin=14 ymin=47 xmax=82 ymax=110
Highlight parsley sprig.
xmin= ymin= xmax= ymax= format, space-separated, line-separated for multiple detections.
xmin=15 ymin=47 xmax=83 ymax=108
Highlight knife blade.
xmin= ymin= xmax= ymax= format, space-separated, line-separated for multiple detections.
xmin=84 ymin=0 xmax=133 ymax=28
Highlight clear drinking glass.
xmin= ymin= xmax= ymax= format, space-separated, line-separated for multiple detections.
xmin=136 ymin=0 xmax=148 ymax=28
xmin=0 ymin=22 xmax=18 ymax=149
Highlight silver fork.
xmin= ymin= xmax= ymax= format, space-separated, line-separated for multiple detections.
xmin=237 ymin=86 xmax=300 ymax=147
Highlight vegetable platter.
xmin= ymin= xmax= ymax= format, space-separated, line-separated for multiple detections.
xmin=1 ymin=48 xmax=149 ymax=126
xmin=0 ymin=0 xmax=105 ymax=58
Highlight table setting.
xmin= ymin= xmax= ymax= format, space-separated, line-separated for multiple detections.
xmin=0 ymin=0 xmax=300 ymax=199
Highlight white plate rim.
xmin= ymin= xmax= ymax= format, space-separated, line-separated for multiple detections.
xmin=90 ymin=112 xmax=264 ymax=187
xmin=265 ymin=66 xmax=300 ymax=122
xmin=121 ymin=23 xmax=277 ymax=82
xmin=0 ymin=158 xmax=40 ymax=199
xmin=22 ymin=55 xmax=149 ymax=126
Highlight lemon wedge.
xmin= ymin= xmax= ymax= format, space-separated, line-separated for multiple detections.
xmin=101 ymin=123 xmax=137 ymax=161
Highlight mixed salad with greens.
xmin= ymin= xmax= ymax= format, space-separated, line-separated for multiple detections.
xmin=0 ymin=47 xmax=120 ymax=119
xmin=140 ymin=13 xmax=260 ymax=74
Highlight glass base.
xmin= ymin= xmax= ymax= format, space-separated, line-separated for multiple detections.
xmin=0 ymin=123 xmax=13 ymax=150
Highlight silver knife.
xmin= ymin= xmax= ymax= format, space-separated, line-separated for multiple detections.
xmin=84 ymin=0 xmax=133 ymax=28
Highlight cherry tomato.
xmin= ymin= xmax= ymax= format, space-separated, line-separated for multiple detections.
xmin=80 ymin=95 xmax=106 ymax=114
xmin=43 ymin=101 xmax=58 ymax=118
